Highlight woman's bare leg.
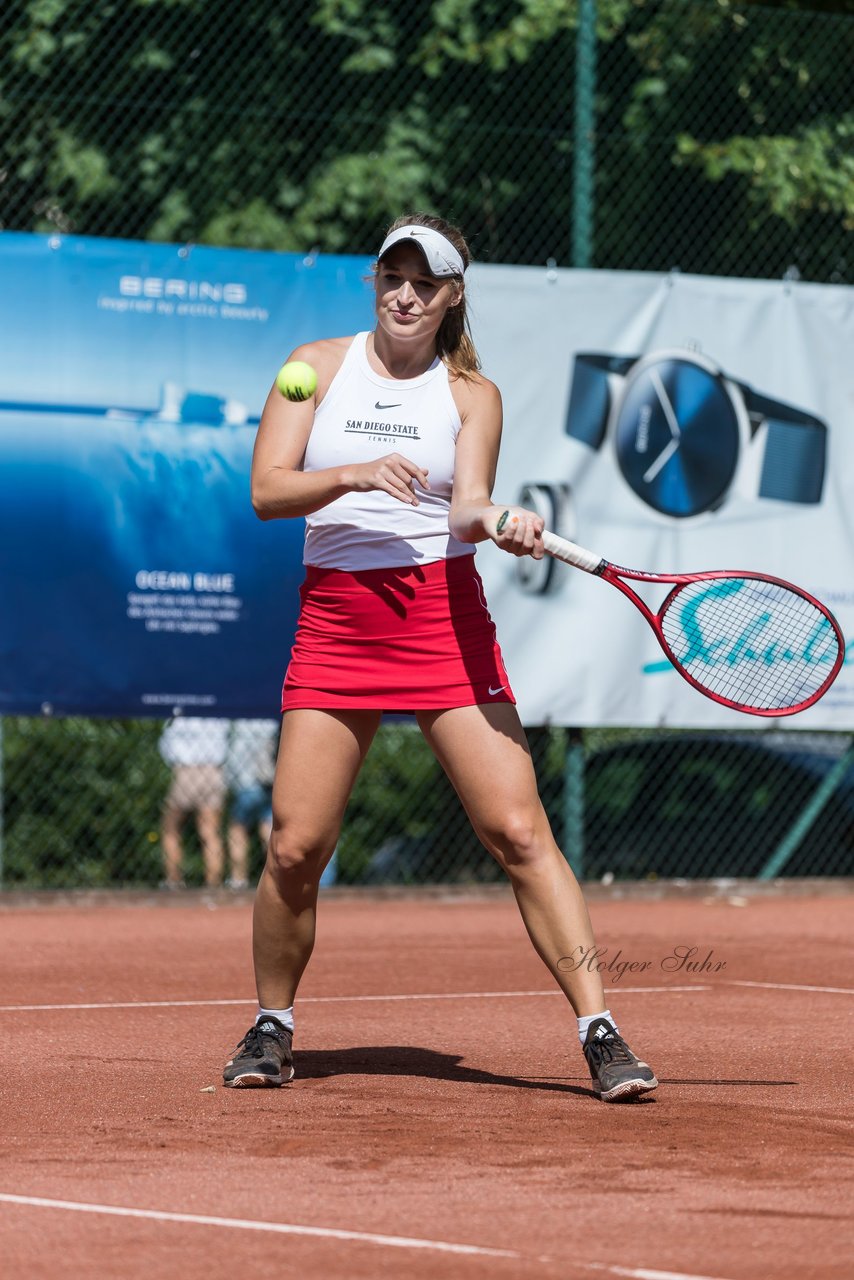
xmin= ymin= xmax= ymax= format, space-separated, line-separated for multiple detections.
xmin=197 ymin=806 xmax=225 ymax=887
xmin=227 ymin=819 xmax=250 ymax=885
xmin=252 ymin=708 xmax=381 ymax=1008
xmin=417 ymin=703 xmax=607 ymax=1016
xmin=160 ymin=807 xmax=185 ymax=886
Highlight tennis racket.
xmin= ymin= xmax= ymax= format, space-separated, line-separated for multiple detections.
xmin=496 ymin=511 xmax=844 ymax=716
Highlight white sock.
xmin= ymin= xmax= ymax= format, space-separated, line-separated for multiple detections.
xmin=257 ymin=1005 xmax=294 ymax=1033
xmin=577 ymin=1010 xmax=617 ymax=1046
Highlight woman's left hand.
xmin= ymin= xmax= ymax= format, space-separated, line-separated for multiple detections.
xmin=488 ymin=506 xmax=545 ymax=559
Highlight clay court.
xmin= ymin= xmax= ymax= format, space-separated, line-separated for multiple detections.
xmin=1 ymin=885 xmax=851 ymax=1280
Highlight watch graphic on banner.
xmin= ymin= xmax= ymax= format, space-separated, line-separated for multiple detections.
xmin=511 ymin=482 xmax=572 ymax=595
xmin=564 ymin=349 xmax=828 ymax=518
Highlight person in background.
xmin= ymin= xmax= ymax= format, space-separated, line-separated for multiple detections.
xmin=224 ymin=719 xmax=280 ymax=890
xmin=158 ymin=716 xmax=229 ymax=888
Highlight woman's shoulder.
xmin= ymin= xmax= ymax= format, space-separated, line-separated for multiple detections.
xmin=288 ymin=335 xmax=359 ymax=397
xmin=448 ymin=368 xmax=502 ymax=418
xmin=290 ymin=335 xmax=356 ymax=372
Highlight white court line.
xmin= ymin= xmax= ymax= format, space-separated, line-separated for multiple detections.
xmin=0 ymin=985 xmax=707 ymax=1013
xmin=728 ymin=980 xmax=854 ymax=996
xmin=4 ymin=982 xmax=849 ymax=1014
xmin=0 ymin=1193 xmax=737 ymax=1279
xmin=0 ymin=1193 xmax=520 ymax=1260
xmin=596 ymin=1269 xmax=734 ymax=1280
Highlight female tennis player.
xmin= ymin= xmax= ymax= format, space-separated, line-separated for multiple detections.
xmin=222 ymin=213 xmax=657 ymax=1102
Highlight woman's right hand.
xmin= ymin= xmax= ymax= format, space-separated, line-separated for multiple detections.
xmin=342 ymin=453 xmax=430 ymax=506
xmin=489 ymin=506 xmax=545 ymax=558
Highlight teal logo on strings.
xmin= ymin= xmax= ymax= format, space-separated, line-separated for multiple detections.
xmin=642 ymin=579 xmax=838 ymax=675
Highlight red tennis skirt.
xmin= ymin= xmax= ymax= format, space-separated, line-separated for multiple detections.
xmin=281 ymin=554 xmax=515 ymax=712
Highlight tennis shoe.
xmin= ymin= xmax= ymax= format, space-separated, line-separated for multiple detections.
xmin=583 ymin=1018 xmax=657 ymax=1102
xmin=223 ymin=1016 xmax=294 ymax=1088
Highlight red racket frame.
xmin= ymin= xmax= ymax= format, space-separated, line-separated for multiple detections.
xmin=593 ymin=560 xmax=845 ymax=717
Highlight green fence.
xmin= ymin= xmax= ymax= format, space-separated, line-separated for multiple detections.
xmin=2 ymin=0 xmax=852 ymax=280
xmin=1 ymin=718 xmax=852 ymax=889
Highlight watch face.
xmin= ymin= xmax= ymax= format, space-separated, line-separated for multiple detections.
xmin=613 ymin=357 xmax=741 ymax=517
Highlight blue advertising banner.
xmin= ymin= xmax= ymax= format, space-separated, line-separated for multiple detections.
xmin=0 ymin=233 xmax=375 ymax=717
xmin=3 ymin=233 xmax=850 ymax=726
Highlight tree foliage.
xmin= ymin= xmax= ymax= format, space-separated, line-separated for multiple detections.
xmin=1 ymin=0 xmax=851 ymax=277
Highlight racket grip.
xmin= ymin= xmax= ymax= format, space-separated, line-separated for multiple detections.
xmin=496 ymin=510 xmax=604 ymax=573
xmin=541 ymin=530 xmax=604 ymax=574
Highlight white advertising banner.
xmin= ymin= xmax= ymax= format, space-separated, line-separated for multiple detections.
xmin=469 ymin=266 xmax=853 ymax=729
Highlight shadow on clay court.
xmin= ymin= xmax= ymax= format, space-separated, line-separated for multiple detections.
xmin=657 ymin=1077 xmax=798 ymax=1087
xmin=294 ymin=1049 xmax=798 ymax=1096
xmin=294 ymin=1045 xmax=648 ymax=1100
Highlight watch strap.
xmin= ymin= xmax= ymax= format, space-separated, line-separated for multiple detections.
xmin=565 ymin=352 xmax=636 ymax=450
xmin=745 ymin=389 xmax=827 ymax=504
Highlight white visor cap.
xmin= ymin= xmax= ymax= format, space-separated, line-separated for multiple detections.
xmin=377 ymin=225 xmax=466 ymax=278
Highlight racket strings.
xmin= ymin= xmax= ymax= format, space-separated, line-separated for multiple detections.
xmin=660 ymin=577 xmax=839 ymax=712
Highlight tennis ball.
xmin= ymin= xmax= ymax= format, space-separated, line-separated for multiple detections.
xmin=275 ymin=360 xmax=317 ymax=402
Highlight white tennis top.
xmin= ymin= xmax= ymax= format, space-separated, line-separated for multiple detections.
xmin=302 ymin=332 xmax=475 ymax=570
